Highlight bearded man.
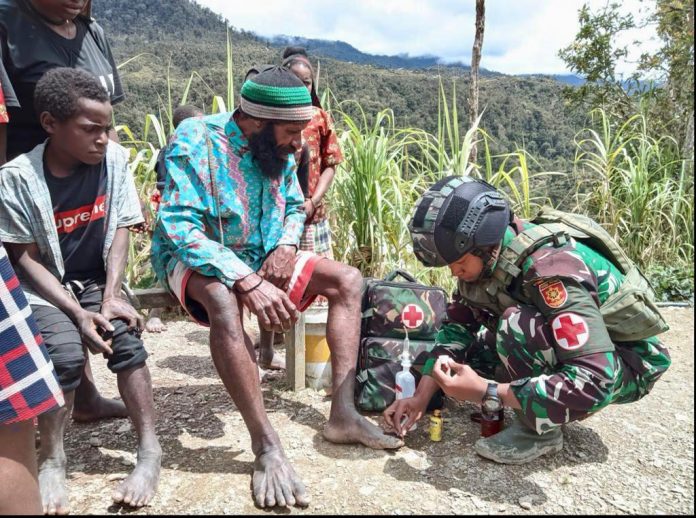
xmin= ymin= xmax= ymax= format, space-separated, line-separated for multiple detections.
xmin=151 ymin=67 xmax=402 ymax=509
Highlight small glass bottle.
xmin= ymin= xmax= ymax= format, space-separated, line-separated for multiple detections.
xmin=480 ymin=407 xmax=504 ymax=437
xmin=429 ymin=409 xmax=443 ymax=441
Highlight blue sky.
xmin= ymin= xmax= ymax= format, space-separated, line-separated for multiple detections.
xmin=195 ymin=0 xmax=660 ymax=76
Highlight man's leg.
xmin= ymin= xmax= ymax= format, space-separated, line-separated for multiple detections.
xmin=302 ymin=260 xmax=403 ymax=449
xmin=186 ymin=273 xmax=308 ymax=508
xmin=0 ymin=420 xmax=43 ymax=515
xmin=71 ymin=355 xmax=128 ymax=422
xmin=31 ymin=305 xmax=86 ymax=515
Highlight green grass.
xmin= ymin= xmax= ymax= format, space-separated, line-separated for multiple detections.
xmin=114 ymin=52 xmax=693 ymax=300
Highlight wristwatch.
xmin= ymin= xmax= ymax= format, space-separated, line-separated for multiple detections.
xmin=482 ymin=382 xmax=503 ymax=413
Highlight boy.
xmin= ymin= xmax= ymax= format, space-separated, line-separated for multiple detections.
xmin=0 ymin=67 xmax=161 ymax=512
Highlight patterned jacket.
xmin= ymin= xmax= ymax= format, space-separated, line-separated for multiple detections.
xmin=151 ymin=112 xmax=306 ymax=291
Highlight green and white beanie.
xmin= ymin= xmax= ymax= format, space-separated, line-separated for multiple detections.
xmin=240 ymin=66 xmax=313 ymax=122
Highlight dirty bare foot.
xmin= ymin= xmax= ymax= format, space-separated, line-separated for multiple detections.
xmin=145 ymin=317 xmax=167 ymax=333
xmin=258 ymin=350 xmax=286 ymax=371
xmin=252 ymin=447 xmax=309 ymax=508
xmin=72 ymin=396 xmax=128 ymax=423
xmin=258 ymin=366 xmax=268 ymax=383
xmin=112 ymin=444 xmax=162 ymax=508
xmin=323 ymin=415 xmax=404 ymax=450
xmin=39 ymin=457 xmax=69 ymax=515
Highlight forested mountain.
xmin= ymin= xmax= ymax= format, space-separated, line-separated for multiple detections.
xmin=93 ymin=0 xmax=586 ymax=170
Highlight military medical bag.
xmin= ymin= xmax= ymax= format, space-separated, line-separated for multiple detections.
xmin=355 ymin=270 xmax=447 ymax=412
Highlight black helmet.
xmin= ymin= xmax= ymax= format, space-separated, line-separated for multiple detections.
xmin=409 ymin=175 xmax=511 ymax=267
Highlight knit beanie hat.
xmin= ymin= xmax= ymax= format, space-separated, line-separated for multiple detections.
xmin=240 ymin=66 xmax=313 ymax=122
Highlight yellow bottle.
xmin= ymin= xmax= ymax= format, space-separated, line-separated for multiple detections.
xmin=429 ymin=409 xmax=443 ymax=442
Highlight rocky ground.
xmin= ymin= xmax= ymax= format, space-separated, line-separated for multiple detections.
xmin=65 ymin=307 xmax=694 ymax=515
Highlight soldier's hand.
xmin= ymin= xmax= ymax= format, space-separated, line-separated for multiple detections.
xmin=237 ymin=275 xmax=299 ymax=333
xmin=382 ymin=396 xmax=427 ymax=438
xmin=432 ymin=358 xmax=488 ymax=403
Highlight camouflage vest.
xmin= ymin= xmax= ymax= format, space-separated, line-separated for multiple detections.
xmin=458 ymin=207 xmax=669 ymax=342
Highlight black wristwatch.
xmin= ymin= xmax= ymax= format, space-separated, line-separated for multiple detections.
xmin=482 ymin=382 xmax=503 ymax=413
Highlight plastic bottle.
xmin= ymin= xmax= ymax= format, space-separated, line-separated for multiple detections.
xmin=429 ymin=409 xmax=443 ymax=441
xmin=395 ymin=331 xmax=417 ymax=430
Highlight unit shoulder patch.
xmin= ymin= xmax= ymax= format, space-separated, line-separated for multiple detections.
xmin=537 ymin=279 xmax=568 ymax=308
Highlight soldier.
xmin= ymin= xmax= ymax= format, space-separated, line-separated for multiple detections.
xmin=383 ymin=176 xmax=671 ymax=464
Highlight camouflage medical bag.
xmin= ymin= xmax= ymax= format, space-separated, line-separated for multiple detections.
xmin=361 ymin=270 xmax=447 ymax=340
xmin=355 ymin=270 xmax=447 ymax=412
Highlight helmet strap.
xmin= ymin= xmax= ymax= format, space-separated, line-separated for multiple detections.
xmin=472 ymin=245 xmax=501 ymax=279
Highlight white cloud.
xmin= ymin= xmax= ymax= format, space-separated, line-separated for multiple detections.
xmin=195 ymin=0 xmax=659 ymax=75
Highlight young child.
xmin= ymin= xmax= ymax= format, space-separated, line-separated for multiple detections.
xmin=0 ymin=67 xmax=161 ymax=512
xmin=1 ymin=73 xmax=64 ymax=516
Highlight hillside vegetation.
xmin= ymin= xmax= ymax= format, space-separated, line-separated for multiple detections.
xmin=93 ymin=0 xmax=585 ymax=172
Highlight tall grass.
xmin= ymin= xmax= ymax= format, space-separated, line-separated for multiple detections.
xmin=114 ymin=49 xmax=692 ymax=300
xmin=328 ymin=104 xmax=434 ymax=275
xmin=574 ymin=107 xmax=694 ymax=268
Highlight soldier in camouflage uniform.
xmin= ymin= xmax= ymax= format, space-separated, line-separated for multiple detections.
xmin=383 ymin=176 xmax=671 ymax=464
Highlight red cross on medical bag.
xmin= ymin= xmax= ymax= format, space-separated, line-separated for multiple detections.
xmin=360 ymin=269 xmax=447 ymax=340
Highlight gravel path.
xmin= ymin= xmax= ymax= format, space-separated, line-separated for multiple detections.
xmin=65 ymin=307 xmax=694 ymax=515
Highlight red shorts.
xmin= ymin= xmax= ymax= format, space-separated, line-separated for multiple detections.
xmin=168 ymin=251 xmax=325 ymax=326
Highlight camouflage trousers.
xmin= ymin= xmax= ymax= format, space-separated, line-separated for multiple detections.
xmin=435 ymin=305 xmax=671 ymax=433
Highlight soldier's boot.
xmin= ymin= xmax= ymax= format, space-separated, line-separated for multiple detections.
xmin=473 ymin=414 xmax=563 ymax=465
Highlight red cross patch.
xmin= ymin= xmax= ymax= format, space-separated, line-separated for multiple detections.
xmin=401 ymin=304 xmax=425 ymax=329
xmin=551 ymin=313 xmax=589 ymax=350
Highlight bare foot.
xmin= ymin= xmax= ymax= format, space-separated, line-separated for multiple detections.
xmin=323 ymin=415 xmax=404 ymax=450
xmin=111 ymin=444 xmax=162 ymax=508
xmin=145 ymin=317 xmax=167 ymax=333
xmin=253 ymin=447 xmax=309 ymax=508
xmin=259 ymin=351 xmax=286 ymax=371
xmin=72 ymin=396 xmax=128 ymax=423
xmin=39 ymin=458 xmax=69 ymax=515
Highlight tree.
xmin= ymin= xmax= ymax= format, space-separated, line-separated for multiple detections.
xmin=558 ymin=2 xmax=636 ymax=116
xmin=468 ymin=0 xmax=485 ymax=164
xmin=638 ymin=0 xmax=694 ymax=168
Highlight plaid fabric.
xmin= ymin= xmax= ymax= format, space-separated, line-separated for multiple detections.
xmin=0 ymin=243 xmax=64 ymax=424
xmin=299 ymin=219 xmax=333 ymax=257
xmin=0 ymin=141 xmax=144 ymax=307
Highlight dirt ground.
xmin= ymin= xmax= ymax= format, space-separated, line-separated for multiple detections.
xmin=65 ymin=307 xmax=694 ymax=515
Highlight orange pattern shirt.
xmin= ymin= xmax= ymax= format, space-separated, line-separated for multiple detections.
xmin=304 ymin=107 xmax=343 ymax=224
xmin=0 ymin=85 xmax=8 ymax=124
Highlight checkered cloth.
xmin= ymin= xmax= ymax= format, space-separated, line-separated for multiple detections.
xmin=299 ymin=219 xmax=333 ymax=257
xmin=0 ymin=244 xmax=64 ymax=424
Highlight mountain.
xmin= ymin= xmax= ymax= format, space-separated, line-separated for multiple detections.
xmin=552 ymin=74 xmax=586 ymax=87
xmin=265 ymin=35 xmax=500 ymax=77
xmin=92 ymin=0 xmax=586 ymax=176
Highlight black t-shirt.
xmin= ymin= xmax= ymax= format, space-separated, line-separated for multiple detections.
xmin=44 ymin=157 xmax=107 ymax=283
xmin=0 ymin=0 xmax=124 ymax=159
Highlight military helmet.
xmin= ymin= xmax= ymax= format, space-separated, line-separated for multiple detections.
xmin=409 ymin=175 xmax=511 ymax=267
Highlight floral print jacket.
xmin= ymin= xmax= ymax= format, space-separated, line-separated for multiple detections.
xmin=151 ymin=112 xmax=306 ymax=291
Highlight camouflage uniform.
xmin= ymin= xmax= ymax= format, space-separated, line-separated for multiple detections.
xmin=422 ymin=220 xmax=671 ymax=433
